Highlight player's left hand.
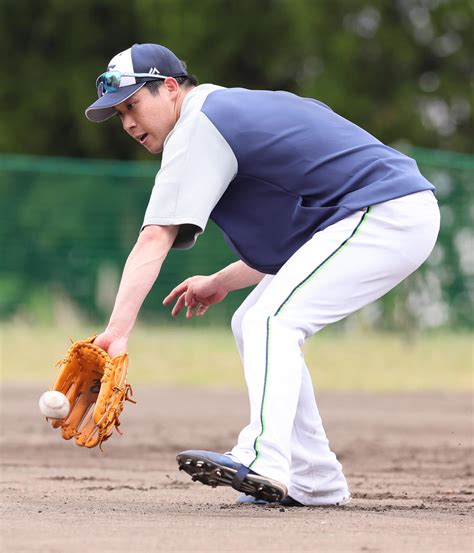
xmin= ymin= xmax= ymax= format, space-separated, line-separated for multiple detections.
xmin=94 ymin=332 xmax=128 ymax=358
xmin=47 ymin=336 xmax=134 ymax=448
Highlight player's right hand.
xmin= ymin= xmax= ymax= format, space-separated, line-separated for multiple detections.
xmin=163 ymin=275 xmax=229 ymax=318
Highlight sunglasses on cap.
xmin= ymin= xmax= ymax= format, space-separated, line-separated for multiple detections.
xmin=96 ymin=71 xmax=169 ymax=98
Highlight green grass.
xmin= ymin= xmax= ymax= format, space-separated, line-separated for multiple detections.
xmin=1 ymin=322 xmax=472 ymax=391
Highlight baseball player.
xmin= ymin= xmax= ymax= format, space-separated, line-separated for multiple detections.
xmin=87 ymin=43 xmax=440 ymax=506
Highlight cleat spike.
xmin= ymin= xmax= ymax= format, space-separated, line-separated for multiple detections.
xmin=196 ymin=461 xmax=204 ymax=468
xmin=185 ymin=459 xmax=192 ymax=465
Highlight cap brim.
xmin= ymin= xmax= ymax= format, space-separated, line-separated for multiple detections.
xmin=85 ymin=83 xmax=146 ymax=122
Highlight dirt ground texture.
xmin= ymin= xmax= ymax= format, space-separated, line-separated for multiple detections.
xmin=0 ymin=384 xmax=472 ymax=553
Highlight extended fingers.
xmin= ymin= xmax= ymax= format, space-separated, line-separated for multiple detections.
xmin=196 ymin=304 xmax=209 ymax=317
xmin=170 ymin=291 xmax=200 ymax=318
xmin=184 ymin=286 xmax=196 ymax=309
xmin=171 ymin=292 xmax=187 ymax=317
xmin=186 ymin=301 xmax=210 ymax=318
xmin=165 ymin=279 xmax=210 ymax=319
xmin=163 ymin=280 xmax=188 ymax=305
xmin=186 ymin=303 xmax=197 ymax=319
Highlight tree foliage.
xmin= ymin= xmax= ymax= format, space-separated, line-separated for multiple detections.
xmin=0 ymin=1 xmax=472 ymax=329
xmin=0 ymin=0 xmax=472 ymax=158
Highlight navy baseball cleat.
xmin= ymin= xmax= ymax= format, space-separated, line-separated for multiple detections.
xmin=176 ymin=450 xmax=287 ymax=503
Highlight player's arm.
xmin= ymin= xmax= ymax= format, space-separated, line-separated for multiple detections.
xmin=140 ymin=104 xmax=240 ymax=322
xmin=215 ymin=260 xmax=265 ymax=291
xmin=163 ymin=260 xmax=265 ymax=318
xmin=95 ymin=224 xmax=179 ymax=356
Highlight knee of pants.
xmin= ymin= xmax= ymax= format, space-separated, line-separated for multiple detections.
xmin=231 ymin=302 xmax=247 ymax=344
xmin=241 ymin=304 xmax=306 ymax=345
xmin=240 ymin=304 xmax=268 ymax=335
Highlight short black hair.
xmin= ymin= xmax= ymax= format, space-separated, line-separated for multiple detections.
xmin=145 ymin=59 xmax=198 ymax=95
xmin=145 ymin=74 xmax=199 ymax=95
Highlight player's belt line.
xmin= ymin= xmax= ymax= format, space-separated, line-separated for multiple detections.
xmin=249 ymin=207 xmax=371 ymax=469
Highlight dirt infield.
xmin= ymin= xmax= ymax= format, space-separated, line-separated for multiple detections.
xmin=1 ymin=384 xmax=472 ymax=552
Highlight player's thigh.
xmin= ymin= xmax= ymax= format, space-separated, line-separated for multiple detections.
xmin=244 ymin=194 xmax=439 ymax=336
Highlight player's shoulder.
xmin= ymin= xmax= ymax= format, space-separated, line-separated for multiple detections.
xmin=183 ymin=85 xmax=332 ymax=121
xmin=180 ymin=84 xmax=225 ymax=119
xmin=201 ymin=86 xmax=333 ymax=118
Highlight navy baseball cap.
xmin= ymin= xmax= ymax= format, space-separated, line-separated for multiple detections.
xmin=85 ymin=43 xmax=189 ymax=122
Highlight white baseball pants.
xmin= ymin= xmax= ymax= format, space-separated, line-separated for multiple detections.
xmin=230 ymin=190 xmax=440 ymax=505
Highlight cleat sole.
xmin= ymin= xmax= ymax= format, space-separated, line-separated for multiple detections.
xmin=176 ymin=452 xmax=287 ymax=502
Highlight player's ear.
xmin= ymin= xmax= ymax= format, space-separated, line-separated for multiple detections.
xmin=162 ymin=77 xmax=180 ymax=96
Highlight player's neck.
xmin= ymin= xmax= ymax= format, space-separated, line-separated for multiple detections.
xmin=175 ymin=86 xmax=195 ymax=119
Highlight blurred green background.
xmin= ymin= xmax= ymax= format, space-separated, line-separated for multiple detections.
xmin=0 ymin=0 xmax=472 ymax=388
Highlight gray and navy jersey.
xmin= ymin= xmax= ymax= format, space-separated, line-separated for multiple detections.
xmin=142 ymin=84 xmax=434 ymax=274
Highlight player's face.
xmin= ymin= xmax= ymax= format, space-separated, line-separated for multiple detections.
xmin=114 ymin=80 xmax=181 ymax=154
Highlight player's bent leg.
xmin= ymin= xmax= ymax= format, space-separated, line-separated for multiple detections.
xmin=231 ymin=304 xmax=315 ymax=488
xmin=234 ymin=361 xmax=350 ymax=507
xmin=230 ymin=209 xmax=378 ymax=486
xmin=231 ymin=190 xmax=439 ymax=502
xmin=230 ymin=275 xmax=348 ymax=505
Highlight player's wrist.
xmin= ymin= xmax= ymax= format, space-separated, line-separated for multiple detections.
xmin=104 ymin=322 xmax=131 ymax=343
xmin=213 ymin=269 xmax=232 ymax=293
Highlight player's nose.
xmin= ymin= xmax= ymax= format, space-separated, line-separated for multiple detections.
xmin=121 ymin=114 xmax=136 ymax=133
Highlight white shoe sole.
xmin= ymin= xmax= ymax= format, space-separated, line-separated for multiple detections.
xmin=236 ymin=493 xmax=351 ymax=507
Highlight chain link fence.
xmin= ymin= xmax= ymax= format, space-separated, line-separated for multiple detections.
xmin=1 ymin=148 xmax=472 ymax=330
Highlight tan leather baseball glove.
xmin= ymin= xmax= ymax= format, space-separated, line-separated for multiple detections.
xmin=49 ymin=337 xmax=135 ymax=448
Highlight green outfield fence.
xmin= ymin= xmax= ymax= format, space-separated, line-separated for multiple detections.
xmin=0 ymin=148 xmax=472 ymax=329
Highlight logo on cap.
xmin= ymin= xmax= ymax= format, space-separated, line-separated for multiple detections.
xmin=148 ymin=67 xmax=161 ymax=75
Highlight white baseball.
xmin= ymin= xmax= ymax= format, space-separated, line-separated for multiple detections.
xmin=39 ymin=391 xmax=70 ymax=419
